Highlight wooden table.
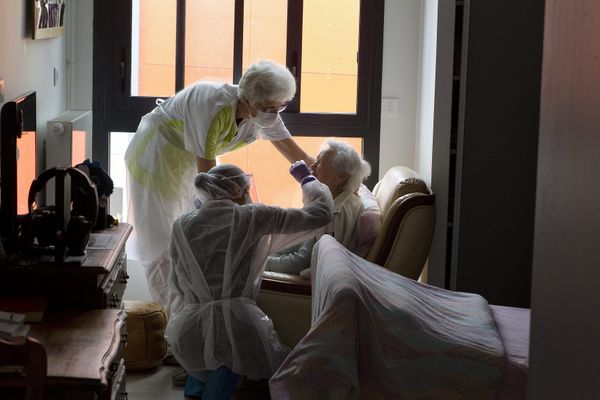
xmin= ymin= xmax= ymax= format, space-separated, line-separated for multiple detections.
xmin=0 ymin=309 xmax=127 ymax=400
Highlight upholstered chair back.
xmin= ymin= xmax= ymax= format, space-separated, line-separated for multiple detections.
xmin=366 ymin=166 xmax=435 ymax=280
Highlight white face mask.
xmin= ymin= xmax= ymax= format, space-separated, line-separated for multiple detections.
xmin=251 ymin=110 xmax=279 ymax=129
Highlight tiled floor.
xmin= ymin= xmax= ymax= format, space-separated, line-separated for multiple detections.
xmin=126 ymin=364 xmax=272 ymax=400
xmin=127 ymin=365 xmax=184 ymax=400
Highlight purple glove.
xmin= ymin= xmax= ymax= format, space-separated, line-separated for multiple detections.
xmin=289 ymin=161 xmax=312 ymax=183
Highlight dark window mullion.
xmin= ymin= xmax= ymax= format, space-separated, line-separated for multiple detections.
xmin=285 ymin=0 xmax=303 ymax=113
xmin=356 ymin=0 xmax=373 ymax=117
xmin=175 ymin=0 xmax=186 ymax=91
xmin=233 ymin=0 xmax=244 ymax=83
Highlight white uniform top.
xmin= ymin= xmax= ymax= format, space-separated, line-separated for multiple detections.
xmin=154 ymin=81 xmax=291 ymax=160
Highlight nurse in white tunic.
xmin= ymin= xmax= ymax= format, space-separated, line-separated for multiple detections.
xmin=124 ymin=60 xmax=313 ymax=307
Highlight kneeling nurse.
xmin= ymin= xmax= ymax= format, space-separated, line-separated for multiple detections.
xmin=164 ymin=162 xmax=333 ymax=399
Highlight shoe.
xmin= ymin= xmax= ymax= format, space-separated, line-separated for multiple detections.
xmin=172 ymin=368 xmax=189 ymax=387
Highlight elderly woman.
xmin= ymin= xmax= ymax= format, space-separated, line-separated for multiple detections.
xmin=125 ymin=60 xmax=314 ymax=307
xmin=266 ymin=139 xmax=372 ymax=274
xmin=164 ymin=163 xmax=333 ymax=399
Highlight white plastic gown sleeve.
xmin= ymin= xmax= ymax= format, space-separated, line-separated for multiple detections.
xmin=165 ymin=180 xmax=333 ymax=380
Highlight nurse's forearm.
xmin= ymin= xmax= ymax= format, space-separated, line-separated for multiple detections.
xmin=197 ymin=157 xmax=216 ymax=173
xmin=272 ymin=138 xmax=315 ymax=166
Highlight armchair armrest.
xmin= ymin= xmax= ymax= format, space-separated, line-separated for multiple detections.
xmin=261 ymin=271 xmax=311 ymax=296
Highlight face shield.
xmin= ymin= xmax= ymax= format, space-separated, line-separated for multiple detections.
xmin=194 ymin=164 xmax=254 ymax=204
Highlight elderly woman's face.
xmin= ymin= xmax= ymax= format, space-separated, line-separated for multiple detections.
xmin=311 ymin=150 xmax=348 ymax=198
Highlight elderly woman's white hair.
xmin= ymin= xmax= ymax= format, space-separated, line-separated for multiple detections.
xmin=238 ymin=60 xmax=296 ymax=105
xmin=321 ymin=139 xmax=371 ymax=192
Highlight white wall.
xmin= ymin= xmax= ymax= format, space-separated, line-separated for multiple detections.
xmin=414 ymin=0 xmax=438 ymax=185
xmin=379 ymin=0 xmax=423 ymax=179
xmin=0 ymin=0 xmax=68 ymax=166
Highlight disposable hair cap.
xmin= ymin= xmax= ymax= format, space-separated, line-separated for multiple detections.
xmin=194 ymin=164 xmax=251 ymax=201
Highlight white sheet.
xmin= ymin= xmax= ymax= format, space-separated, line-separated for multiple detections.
xmin=270 ymin=235 xmax=506 ymax=400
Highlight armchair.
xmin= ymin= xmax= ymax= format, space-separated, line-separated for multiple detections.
xmin=258 ymin=166 xmax=436 ymax=348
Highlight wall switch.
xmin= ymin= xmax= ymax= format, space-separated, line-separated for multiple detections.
xmin=53 ymin=67 xmax=59 ymax=86
xmin=382 ymin=97 xmax=400 ymax=117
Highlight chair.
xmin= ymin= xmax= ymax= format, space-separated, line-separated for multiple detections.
xmin=0 ymin=337 xmax=47 ymax=400
xmin=258 ymin=165 xmax=436 ymax=348
xmin=365 ymin=165 xmax=436 ymax=279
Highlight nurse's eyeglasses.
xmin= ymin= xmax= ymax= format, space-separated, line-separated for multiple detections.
xmin=254 ymin=101 xmax=290 ymax=114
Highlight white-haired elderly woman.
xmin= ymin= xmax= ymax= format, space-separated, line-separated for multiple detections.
xmin=266 ymin=139 xmax=372 ymax=274
xmin=125 ymin=60 xmax=313 ymax=307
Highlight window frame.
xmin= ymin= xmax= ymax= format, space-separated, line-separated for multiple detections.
xmin=93 ymin=0 xmax=384 ymax=187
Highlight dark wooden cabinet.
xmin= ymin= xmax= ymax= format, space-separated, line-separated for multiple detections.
xmin=27 ymin=309 xmax=128 ymax=400
xmin=0 ymin=224 xmax=132 ymax=310
xmin=0 ymin=223 xmax=132 ymax=399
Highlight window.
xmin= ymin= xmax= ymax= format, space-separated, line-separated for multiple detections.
xmin=94 ymin=0 xmax=383 ymax=210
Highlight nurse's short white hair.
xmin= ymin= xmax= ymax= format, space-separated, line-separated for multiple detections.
xmin=238 ymin=60 xmax=296 ymax=105
xmin=321 ymin=139 xmax=371 ymax=193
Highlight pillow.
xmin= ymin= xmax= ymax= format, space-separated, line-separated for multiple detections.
xmin=355 ymin=184 xmax=382 ymax=257
xmin=123 ymin=300 xmax=168 ymax=370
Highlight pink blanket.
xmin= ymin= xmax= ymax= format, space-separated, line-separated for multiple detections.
xmin=270 ymin=235 xmax=505 ymax=400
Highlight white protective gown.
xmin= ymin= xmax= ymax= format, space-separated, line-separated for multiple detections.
xmin=124 ymin=82 xmax=291 ymax=307
xmin=164 ymin=180 xmax=333 ymax=380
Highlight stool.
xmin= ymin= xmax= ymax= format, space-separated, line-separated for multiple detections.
xmin=123 ymin=300 xmax=168 ymax=370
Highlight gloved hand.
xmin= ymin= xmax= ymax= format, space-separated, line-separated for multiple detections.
xmin=289 ymin=160 xmax=316 ymax=186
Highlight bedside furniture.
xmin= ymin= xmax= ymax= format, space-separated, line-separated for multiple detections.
xmin=0 ymin=309 xmax=127 ymax=400
xmin=0 ymin=223 xmax=132 ymax=310
xmin=0 ymin=224 xmax=132 ymax=399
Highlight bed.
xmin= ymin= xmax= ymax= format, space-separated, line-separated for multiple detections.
xmin=269 ymin=235 xmax=529 ymax=400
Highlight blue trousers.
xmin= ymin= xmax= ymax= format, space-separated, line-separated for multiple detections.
xmin=184 ymin=366 xmax=240 ymax=399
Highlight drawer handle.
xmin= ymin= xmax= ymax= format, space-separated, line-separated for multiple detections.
xmin=110 ymin=361 xmax=120 ymax=374
xmin=110 ymin=293 xmax=121 ymax=307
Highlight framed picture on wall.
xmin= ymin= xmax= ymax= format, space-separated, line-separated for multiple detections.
xmin=33 ymin=0 xmax=66 ymax=40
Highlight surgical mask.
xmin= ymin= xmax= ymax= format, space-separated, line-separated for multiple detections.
xmin=251 ymin=110 xmax=278 ymax=129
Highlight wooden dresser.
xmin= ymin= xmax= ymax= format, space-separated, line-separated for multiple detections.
xmin=0 ymin=223 xmax=132 ymax=310
xmin=0 ymin=223 xmax=132 ymax=399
